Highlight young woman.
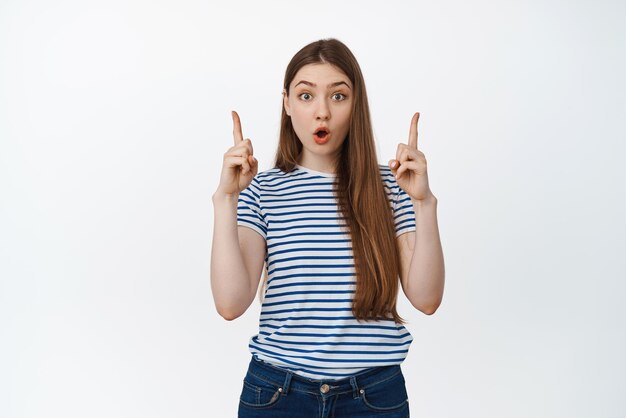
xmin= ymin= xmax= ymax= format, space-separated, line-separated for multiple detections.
xmin=211 ymin=38 xmax=445 ymax=417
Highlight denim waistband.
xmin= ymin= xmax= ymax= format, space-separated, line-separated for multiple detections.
xmin=245 ymin=355 xmax=403 ymax=398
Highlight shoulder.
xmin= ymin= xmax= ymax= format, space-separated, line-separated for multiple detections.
xmin=247 ymin=167 xmax=285 ymax=189
xmin=253 ymin=167 xmax=284 ymax=182
xmin=247 ymin=166 xmax=309 ymax=194
xmin=377 ymin=164 xmax=395 ymax=181
xmin=377 ymin=164 xmax=401 ymax=196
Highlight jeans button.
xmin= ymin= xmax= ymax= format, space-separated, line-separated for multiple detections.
xmin=320 ymin=384 xmax=330 ymax=394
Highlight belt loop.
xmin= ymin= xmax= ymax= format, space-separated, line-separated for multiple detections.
xmin=350 ymin=376 xmax=359 ymax=399
xmin=281 ymin=370 xmax=293 ymax=395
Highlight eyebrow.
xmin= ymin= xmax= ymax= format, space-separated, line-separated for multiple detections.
xmin=294 ymin=80 xmax=352 ymax=90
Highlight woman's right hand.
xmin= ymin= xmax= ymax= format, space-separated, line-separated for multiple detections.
xmin=215 ymin=111 xmax=258 ymax=197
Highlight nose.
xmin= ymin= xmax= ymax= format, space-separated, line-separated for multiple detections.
xmin=315 ymin=98 xmax=330 ymax=120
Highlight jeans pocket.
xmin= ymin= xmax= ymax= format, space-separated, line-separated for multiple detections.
xmin=238 ymin=372 xmax=283 ymax=409
xmin=359 ymin=370 xmax=409 ymax=412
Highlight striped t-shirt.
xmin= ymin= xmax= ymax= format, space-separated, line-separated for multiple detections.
xmin=236 ymin=163 xmax=417 ymax=380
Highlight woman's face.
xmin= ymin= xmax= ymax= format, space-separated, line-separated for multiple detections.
xmin=283 ymin=63 xmax=353 ymax=171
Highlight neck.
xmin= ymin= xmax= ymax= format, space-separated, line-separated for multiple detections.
xmin=298 ymin=154 xmax=338 ymax=175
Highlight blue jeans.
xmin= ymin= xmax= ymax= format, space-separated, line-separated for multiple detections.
xmin=238 ymin=356 xmax=410 ymax=417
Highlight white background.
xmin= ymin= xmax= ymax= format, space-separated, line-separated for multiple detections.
xmin=1 ymin=0 xmax=625 ymax=417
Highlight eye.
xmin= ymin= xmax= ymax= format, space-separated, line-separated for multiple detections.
xmin=298 ymin=92 xmax=312 ymax=101
xmin=332 ymin=93 xmax=347 ymax=101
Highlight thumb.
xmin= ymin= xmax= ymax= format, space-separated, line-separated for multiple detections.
xmin=388 ymin=159 xmax=398 ymax=171
xmin=249 ymin=155 xmax=258 ymax=173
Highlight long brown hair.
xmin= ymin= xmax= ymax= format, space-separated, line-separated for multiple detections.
xmin=263 ymin=38 xmax=404 ymax=324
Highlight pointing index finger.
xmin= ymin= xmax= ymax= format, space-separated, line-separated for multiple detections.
xmin=408 ymin=112 xmax=420 ymax=149
xmin=232 ymin=110 xmax=244 ymax=145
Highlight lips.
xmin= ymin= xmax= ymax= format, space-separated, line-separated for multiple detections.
xmin=313 ymin=127 xmax=331 ymax=144
xmin=314 ymin=127 xmax=329 ymax=136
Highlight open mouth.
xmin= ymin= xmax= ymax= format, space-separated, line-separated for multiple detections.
xmin=314 ymin=128 xmax=329 ymax=138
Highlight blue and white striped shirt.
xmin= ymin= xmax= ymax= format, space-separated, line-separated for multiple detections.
xmin=236 ymin=164 xmax=417 ymax=380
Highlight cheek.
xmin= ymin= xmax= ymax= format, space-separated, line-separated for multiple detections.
xmin=338 ymin=109 xmax=352 ymax=129
xmin=290 ymin=108 xmax=309 ymax=127
xmin=289 ymin=112 xmax=308 ymax=139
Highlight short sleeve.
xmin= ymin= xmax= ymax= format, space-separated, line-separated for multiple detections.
xmin=236 ymin=177 xmax=267 ymax=240
xmin=393 ymin=184 xmax=417 ymax=237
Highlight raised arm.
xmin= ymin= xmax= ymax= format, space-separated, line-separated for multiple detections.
xmin=211 ymin=196 xmax=266 ymax=320
xmin=210 ymin=111 xmax=266 ymax=320
xmin=390 ymin=112 xmax=445 ymax=314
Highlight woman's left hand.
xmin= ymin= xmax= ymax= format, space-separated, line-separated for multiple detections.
xmin=389 ymin=112 xmax=435 ymax=201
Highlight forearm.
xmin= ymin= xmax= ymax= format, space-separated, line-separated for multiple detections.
xmin=405 ymin=194 xmax=445 ymax=314
xmin=210 ymin=192 xmax=255 ymax=319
